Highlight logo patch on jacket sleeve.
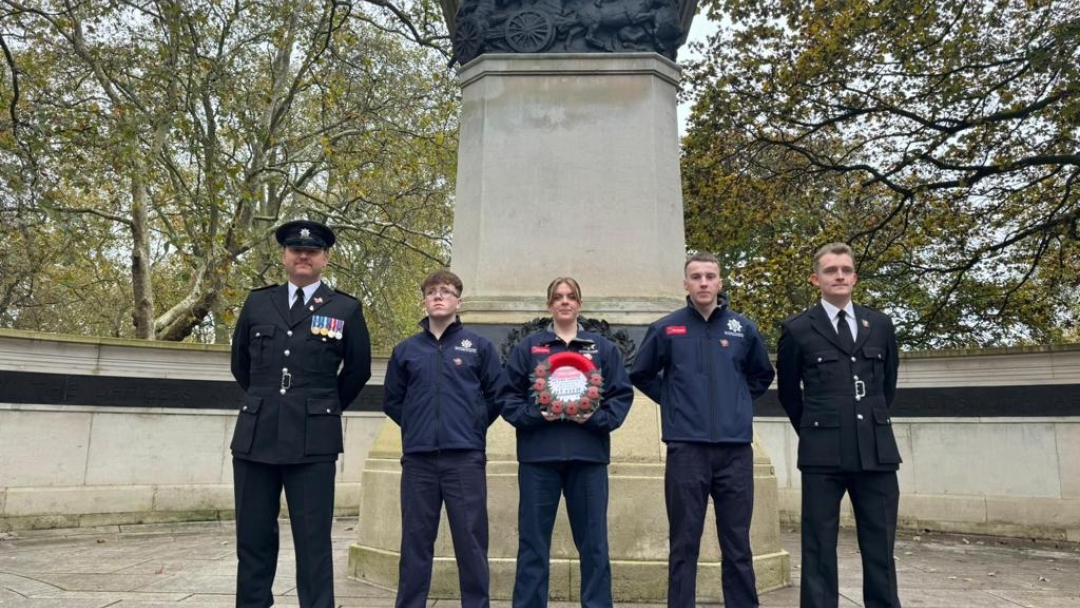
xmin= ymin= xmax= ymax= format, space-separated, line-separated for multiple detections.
xmin=665 ymin=325 xmax=687 ymax=335
xmin=531 ymin=346 xmax=551 ymax=354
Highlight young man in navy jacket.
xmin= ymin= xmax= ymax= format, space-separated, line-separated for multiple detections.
xmin=383 ymin=270 xmax=506 ymax=608
xmin=630 ymin=252 xmax=775 ymax=608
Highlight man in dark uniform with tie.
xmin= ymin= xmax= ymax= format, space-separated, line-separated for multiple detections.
xmin=230 ymin=219 xmax=372 ymax=608
xmin=776 ymin=242 xmax=903 ymax=608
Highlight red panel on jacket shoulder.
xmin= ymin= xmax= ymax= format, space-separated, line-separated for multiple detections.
xmin=665 ymin=326 xmax=687 ymax=335
xmin=531 ymin=346 xmax=551 ymax=354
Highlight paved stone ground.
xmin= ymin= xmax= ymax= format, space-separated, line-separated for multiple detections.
xmin=0 ymin=519 xmax=1077 ymax=607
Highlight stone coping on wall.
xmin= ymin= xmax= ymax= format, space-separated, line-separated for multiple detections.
xmin=3 ymin=327 xmax=1079 ymax=359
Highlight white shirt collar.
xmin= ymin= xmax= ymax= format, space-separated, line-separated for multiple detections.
xmin=288 ymin=281 xmax=322 ymax=305
xmin=820 ymin=299 xmax=855 ymax=323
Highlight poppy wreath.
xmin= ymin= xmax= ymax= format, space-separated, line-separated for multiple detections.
xmin=530 ymin=351 xmax=604 ymax=422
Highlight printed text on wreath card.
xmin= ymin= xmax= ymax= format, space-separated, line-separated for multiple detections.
xmin=548 ymin=366 xmax=588 ymax=400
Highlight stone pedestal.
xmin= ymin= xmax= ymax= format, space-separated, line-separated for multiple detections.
xmin=348 ymin=52 xmax=791 ymax=601
xmin=450 ymin=53 xmax=687 ymax=324
xmin=350 ymin=399 xmax=790 ymax=601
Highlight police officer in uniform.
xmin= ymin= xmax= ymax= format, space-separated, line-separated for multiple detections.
xmin=230 ymin=220 xmax=372 ymax=608
xmin=776 ymin=242 xmax=902 ymax=608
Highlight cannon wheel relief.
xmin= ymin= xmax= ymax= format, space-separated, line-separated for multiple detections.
xmin=504 ymin=9 xmax=555 ymax=53
xmin=453 ymin=16 xmax=486 ymax=63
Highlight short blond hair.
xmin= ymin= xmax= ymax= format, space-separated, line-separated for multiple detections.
xmin=813 ymin=243 xmax=854 ymax=274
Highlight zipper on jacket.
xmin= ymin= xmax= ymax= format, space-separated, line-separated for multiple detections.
xmin=704 ymin=315 xmax=716 ymax=442
xmin=436 ymin=340 xmax=443 ymax=452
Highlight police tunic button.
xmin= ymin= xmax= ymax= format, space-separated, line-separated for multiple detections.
xmin=242 ymin=406 xmax=247 ymax=411
xmin=854 ymin=375 xmax=860 ymax=380
xmin=284 ymin=349 xmax=291 ymax=357
xmin=817 ymin=357 xmax=823 ymax=362
xmin=287 ymin=330 xmax=293 ymax=337
xmin=279 ymin=388 xmax=287 ymax=395
xmin=813 ymin=421 xmax=819 ymax=427
xmin=309 ymin=305 xmax=314 ymax=311
xmin=851 ymin=356 xmax=857 ymax=362
xmin=282 ymin=367 xmax=288 ymax=373
xmin=255 ymin=331 xmax=261 ymax=337
xmin=857 ymin=414 xmax=864 ymax=420
xmin=326 ymin=408 xmax=332 ymax=414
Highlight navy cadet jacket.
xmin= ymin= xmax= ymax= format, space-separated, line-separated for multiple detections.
xmin=501 ymin=327 xmax=634 ymax=464
xmin=630 ymin=296 xmax=775 ymax=444
xmin=383 ymin=317 xmax=505 ymax=454
xmin=230 ymin=283 xmax=372 ymax=464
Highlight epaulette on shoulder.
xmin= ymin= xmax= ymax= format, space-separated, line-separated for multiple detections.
xmin=251 ymin=283 xmax=279 ymax=292
xmin=782 ymin=309 xmax=810 ymax=325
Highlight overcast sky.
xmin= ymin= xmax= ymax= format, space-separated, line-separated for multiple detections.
xmin=677 ymin=14 xmax=719 ymax=135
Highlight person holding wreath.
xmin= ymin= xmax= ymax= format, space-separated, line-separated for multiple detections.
xmin=501 ymin=277 xmax=635 ymax=608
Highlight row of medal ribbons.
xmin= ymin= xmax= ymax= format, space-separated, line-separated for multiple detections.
xmin=311 ymin=315 xmax=344 ymax=340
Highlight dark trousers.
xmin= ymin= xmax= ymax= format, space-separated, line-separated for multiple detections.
xmin=800 ymin=470 xmax=901 ymax=608
xmin=665 ymin=442 xmax=757 ymax=608
xmin=395 ymin=450 xmax=490 ymax=608
xmin=513 ymin=461 xmax=611 ymax=608
xmin=233 ymin=458 xmax=337 ymax=608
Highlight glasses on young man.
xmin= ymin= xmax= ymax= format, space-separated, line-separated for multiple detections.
xmin=424 ymin=288 xmax=459 ymax=299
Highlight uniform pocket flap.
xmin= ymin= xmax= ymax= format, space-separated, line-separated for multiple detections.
xmin=808 ymin=350 xmax=838 ymax=364
xmin=252 ymin=324 xmax=276 ymax=339
xmin=307 ymin=399 xmax=341 ymax=416
xmin=862 ymin=346 xmax=885 ymax=360
xmin=801 ymin=411 xmax=839 ymax=429
xmin=239 ymin=394 xmax=262 ymax=414
xmin=872 ymin=407 xmax=892 ymax=425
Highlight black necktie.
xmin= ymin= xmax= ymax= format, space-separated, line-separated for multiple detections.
xmin=291 ymin=289 xmax=304 ymax=321
xmin=836 ymin=309 xmax=855 ymax=352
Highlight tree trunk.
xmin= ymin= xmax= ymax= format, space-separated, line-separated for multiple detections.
xmin=130 ymin=171 xmax=155 ymax=339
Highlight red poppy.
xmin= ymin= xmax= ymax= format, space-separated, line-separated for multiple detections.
xmin=533 ymin=378 xmax=547 ymax=392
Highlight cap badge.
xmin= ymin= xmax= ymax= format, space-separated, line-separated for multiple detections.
xmin=300 ymin=228 xmax=311 ymax=238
